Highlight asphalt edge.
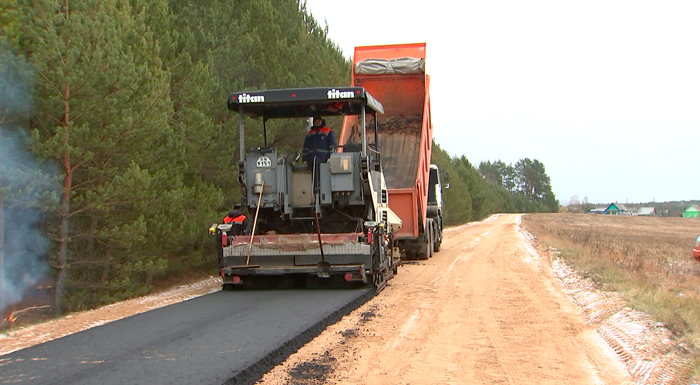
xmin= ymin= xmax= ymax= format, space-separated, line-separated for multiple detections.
xmin=222 ymin=289 xmax=376 ymax=385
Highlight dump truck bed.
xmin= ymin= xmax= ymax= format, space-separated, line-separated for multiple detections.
xmin=341 ymin=43 xmax=433 ymax=240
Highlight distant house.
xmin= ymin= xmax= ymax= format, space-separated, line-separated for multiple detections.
xmin=589 ymin=207 xmax=607 ymax=214
xmin=605 ymin=203 xmax=628 ymax=215
xmin=637 ymin=207 xmax=656 ymax=216
xmin=684 ymin=205 xmax=700 ymax=218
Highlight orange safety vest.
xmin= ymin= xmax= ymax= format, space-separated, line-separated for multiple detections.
xmin=307 ymin=126 xmax=332 ymax=136
xmin=224 ymin=214 xmax=247 ymax=224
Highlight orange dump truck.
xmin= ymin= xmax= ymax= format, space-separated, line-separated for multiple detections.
xmin=340 ymin=43 xmax=445 ymax=259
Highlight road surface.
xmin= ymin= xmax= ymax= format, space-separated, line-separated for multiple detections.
xmin=1 ymin=288 xmax=372 ymax=384
xmin=259 ymin=214 xmax=631 ymax=384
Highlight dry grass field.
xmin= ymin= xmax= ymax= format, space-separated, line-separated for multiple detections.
xmin=522 ymin=213 xmax=700 ymax=379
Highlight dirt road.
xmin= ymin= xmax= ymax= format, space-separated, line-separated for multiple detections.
xmin=259 ymin=214 xmax=630 ymax=385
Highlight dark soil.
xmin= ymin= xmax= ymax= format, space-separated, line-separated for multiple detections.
xmin=287 ymin=351 xmax=337 ymax=384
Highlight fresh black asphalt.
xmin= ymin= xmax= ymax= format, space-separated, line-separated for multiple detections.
xmin=1 ymin=288 xmax=373 ymax=385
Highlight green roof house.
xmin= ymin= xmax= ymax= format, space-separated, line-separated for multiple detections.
xmin=683 ymin=205 xmax=700 ymax=218
xmin=606 ymin=202 xmax=628 ymax=215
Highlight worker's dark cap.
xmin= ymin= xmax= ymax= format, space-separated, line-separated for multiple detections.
xmin=228 ymin=210 xmax=237 ymax=217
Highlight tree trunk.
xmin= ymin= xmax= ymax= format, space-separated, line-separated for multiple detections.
xmin=0 ymin=161 xmax=4 ymax=315
xmin=55 ymin=81 xmax=71 ymax=315
xmin=87 ymin=173 xmax=102 ymax=253
xmin=100 ymin=264 xmax=110 ymax=286
xmin=145 ymin=270 xmax=153 ymax=287
xmin=0 ymin=112 xmax=5 ymax=313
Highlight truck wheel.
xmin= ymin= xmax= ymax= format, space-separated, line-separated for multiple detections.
xmin=417 ymin=241 xmax=430 ymax=260
xmin=433 ymin=222 xmax=442 ymax=252
xmin=434 ymin=239 xmax=441 ymax=252
xmin=427 ymin=219 xmax=434 ymax=259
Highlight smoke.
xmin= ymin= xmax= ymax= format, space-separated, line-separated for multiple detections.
xmin=0 ymin=49 xmax=54 ymax=314
xmin=0 ymin=48 xmax=31 ymax=126
xmin=0 ymin=202 xmax=50 ymax=311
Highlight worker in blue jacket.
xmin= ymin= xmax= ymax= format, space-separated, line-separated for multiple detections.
xmin=302 ymin=116 xmax=336 ymax=165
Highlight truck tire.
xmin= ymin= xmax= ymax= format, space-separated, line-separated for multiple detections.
xmin=428 ymin=233 xmax=434 ymax=259
xmin=434 ymin=238 xmax=441 ymax=252
xmin=433 ymin=221 xmax=442 ymax=252
xmin=427 ymin=219 xmax=434 ymax=259
xmin=416 ymin=241 xmax=430 ymax=260
xmin=417 ymin=222 xmax=432 ymax=260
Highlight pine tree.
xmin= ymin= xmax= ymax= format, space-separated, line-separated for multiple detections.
xmin=514 ymin=158 xmax=558 ymax=212
xmin=21 ymin=0 xmax=192 ymax=310
xmin=431 ymin=143 xmax=470 ymax=225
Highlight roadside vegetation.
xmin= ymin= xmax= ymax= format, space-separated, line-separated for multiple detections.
xmin=522 ymin=213 xmax=700 ymax=379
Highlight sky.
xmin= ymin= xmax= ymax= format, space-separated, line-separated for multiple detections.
xmin=303 ymin=0 xmax=700 ymax=205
